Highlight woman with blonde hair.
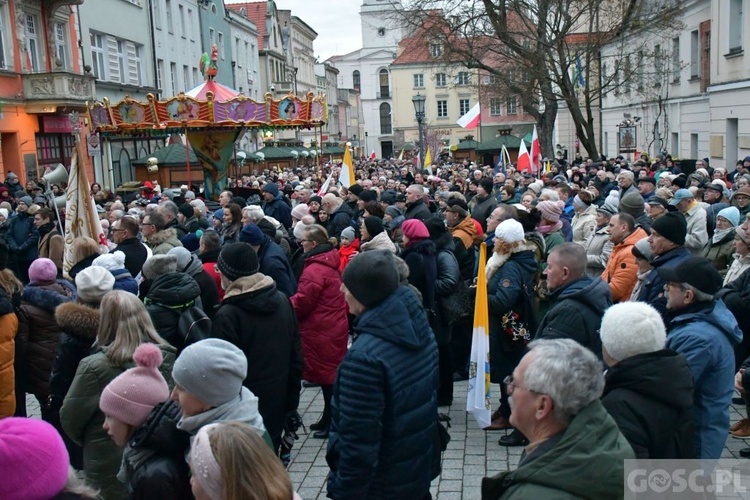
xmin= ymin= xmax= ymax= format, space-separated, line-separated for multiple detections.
xmin=68 ymin=236 xmax=104 ymax=279
xmin=61 ymin=290 xmax=176 ymax=500
xmin=190 ymin=421 xmax=299 ymax=500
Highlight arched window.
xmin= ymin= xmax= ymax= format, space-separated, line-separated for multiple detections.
xmin=353 ymin=70 xmax=360 ymax=90
xmin=380 ymin=102 xmax=391 ymax=134
xmin=379 ymin=68 xmax=389 ymax=98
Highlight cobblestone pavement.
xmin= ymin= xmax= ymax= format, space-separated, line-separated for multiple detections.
xmin=27 ymin=383 xmax=750 ymax=500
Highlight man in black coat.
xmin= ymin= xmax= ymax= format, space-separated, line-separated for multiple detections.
xmin=112 ymin=216 xmax=148 ymax=278
xmin=404 ymin=184 xmax=433 ymax=222
xmin=211 ymin=243 xmax=303 ymax=453
xmin=537 ymin=243 xmax=612 ymax=359
xmin=239 ymin=223 xmax=297 ymax=297
xmin=600 ymin=302 xmax=694 ymax=459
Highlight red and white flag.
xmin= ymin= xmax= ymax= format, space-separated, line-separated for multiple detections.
xmin=369 ymin=150 xmax=376 ymax=162
xmin=516 ymin=139 xmax=532 ymax=173
xmin=456 ymin=103 xmax=480 ymax=129
xmin=530 ymin=125 xmax=541 ymax=174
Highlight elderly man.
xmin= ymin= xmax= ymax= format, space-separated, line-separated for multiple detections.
xmin=141 ymin=211 xmax=182 ymax=255
xmin=670 ymin=188 xmax=708 ymax=255
xmin=471 ymin=178 xmax=498 ymax=232
xmin=404 ymin=184 xmax=432 ymax=221
xmin=482 ymin=339 xmax=634 ymax=499
xmin=658 ymin=257 xmax=742 ymax=458
xmin=157 ymin=200 xmax=188 ymax=239
xmin=617 ymin=170 xmax=639 ymax=199
xmin=601 ymin=213 xmax=648 ymax=302
xmin=321 ymin=193 xmax=354 ymax=242
xmin=538 ymin=243 xmax=612 ymax=358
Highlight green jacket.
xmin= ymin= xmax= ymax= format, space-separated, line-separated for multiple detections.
xmin=60 ymin=343 xmax=177 ymax=500
xmin=481 ymin=400 xmax=634 ymax=500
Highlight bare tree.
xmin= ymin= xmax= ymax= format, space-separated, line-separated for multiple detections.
xmin=395 ymin=0 xmax=683 ymax=160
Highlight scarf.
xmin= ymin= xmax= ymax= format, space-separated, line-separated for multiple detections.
xmin=712 ymin=227 xmax=735 ymax=245
xmin=117 ymin=445 xmax=156 ymax=484
xmin=536 ymin=220 xmax=563 ymax=236
xmin=177 ymin=387 xmax=265 ymax=436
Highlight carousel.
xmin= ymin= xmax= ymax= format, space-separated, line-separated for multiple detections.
xmin=86 ymin=46 xmax=327 ymax=199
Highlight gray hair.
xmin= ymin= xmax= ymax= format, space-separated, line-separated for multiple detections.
xmin=158 ymin=200 xmax=179 ymax=219
xmin=539 ymin=188 xmax=560 ymax=202
xmin=682 ymin=283 xmax=714 ymax=303
xmin=550 ymin=242 xmax=587 ymax=279
xmin=523 ymin=338 xmax=604 ymax=425
xmin=242 ymin=204 xmax=264 ymax=223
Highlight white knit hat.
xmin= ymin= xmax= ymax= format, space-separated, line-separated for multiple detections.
xmin=494 ymin=219 xmax=525 ymax=244
xmin=600 ymin=302 xmax=666 ymax=362
xmin=92 ymin=250 xmax=126 ymax=271
xmin=75 ymin=266 xmax=115 ymax=303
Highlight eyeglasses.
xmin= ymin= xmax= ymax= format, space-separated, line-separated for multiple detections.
xmin=503 ymin=375 xmax=539 ymax=395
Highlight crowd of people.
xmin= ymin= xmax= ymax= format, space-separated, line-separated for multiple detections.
xmin=1 ymin=151 xmax=750 ymax=498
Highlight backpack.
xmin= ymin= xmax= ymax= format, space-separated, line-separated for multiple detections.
xmin=177 ymin=305 xmax=212 ymax=350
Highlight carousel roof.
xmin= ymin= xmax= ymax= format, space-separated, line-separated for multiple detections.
xmin=185 ymin=80 xmax=239 ymax=101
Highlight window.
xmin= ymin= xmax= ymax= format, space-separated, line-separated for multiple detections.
xmin=235 ymin=37 xmax=241 ymax=67
xmin=690 ymin=30 xmax=699 ymax=78
xmin=183 ymin=65 xmax=190 ymax=89
xmin=25 ymin=14 xmax=39 ymax=72
xmin=506 ymin=96 xmax=517 ymax=115
xmin=379 ymin=103 xmax=391 ymax=134
xmin=209 ymin=28 xmax=215 ymax=48
xmin=353 ymin=70 xmax=360 ymax=89
xmin=165 ymin=0 xmax=173 ymax=33
xmin=134 ymin=45 xmax=143 ymax=85
xmin=436 ymin=73 xmax=446 ymax=87
xmin=459 ymin=99 xmax=470 ymax=116
xmin=430 ymin=43 xmax=442 ymax=57
xmin=672 ymin=37 xmax=680 ymax=82
xmin=179 ymin=5 xmax=186 ymax=38
xmin=153 ymin=0 xmax=161 ymax=29
xmin=489 ymin=97 xmax=502 ymax=116
xmin=90 ymin=32 xmax=106 ymax=79
xmin=170 ymin=62 xmax=177 ymax=96
xmin=54 ymin=23 xmax=67 ymax=70
xmin=729 ymin=0 xmax=743 ymax=53
xmin=653 ymin=44 xmax=662 ymax=80
xmin=193 ymin=67 xmax=199 ymax=86
xmin=379 ymin=68 xmax=389 ymax=98
xmin=156 ymin=58 xmax=164 ymax=90
xmin=187 ymin=9 xmax=194 ymax=39
xmin=0 ymin=10 xmax=6 ymax=69
xmin=117 ymin=40 xmax=127 ymax=83
xmin=623 ymin=55 xmax=631 ymax=93
xmin=457 ymin=71 xmax=470 ymax=85
xmin=636 ymin=50 xmax=643 ymax=90
xmin=413 ymin=73 xmax=424 ymax=88
xmin=218 ymin=33 xmax=224 ymax=60
xmin=437 ymin=99 xmax=447 ymax=118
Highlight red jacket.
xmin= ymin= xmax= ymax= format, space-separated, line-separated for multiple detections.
xmin=202 ymin=262 xmax=225 ymax=301
xmin=291 ymin=246 xmax=349 ymax=384
xmin=338 ymin=239 xmax=360 ymax=273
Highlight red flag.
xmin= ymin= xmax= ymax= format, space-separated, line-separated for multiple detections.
xmin=516 ymin=139 xmax=532 ymax=173
xmin=370 ymin=150 xmax=376 ymax=162
xmin=530 ymin=125 xmax=541 ymax=174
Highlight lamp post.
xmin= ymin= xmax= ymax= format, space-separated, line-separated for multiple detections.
xmin=412 ymin=93 xmax=426 ymax=167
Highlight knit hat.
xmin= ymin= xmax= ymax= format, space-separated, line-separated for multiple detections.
xmin=619 ymin=192 xmax=645 ymax=216
xmin=650 ymin=212 xmax=687 ymax=246
xmin=239 ymin=223 xmax=265 ymax=246
xmin=657 ymin=256 xmax=723 ymax=295
xmin=340 ymin=226 xmax=356 ymax=242
xmin=213 ymin=208 xmax=224 ymax=221
xmin=75 ymin=266 xmax=115 ymax=303
xmin=293 ymin=215 xmax=315 ymax=240
xmin=178 ymin=203 xmax=194 ymax=219
xmin=181 ymin=232 xmax=201 ymax=252
xmin=0 ymin=208 xmax=8 ymax=219
xmin=348 ymin=184 xmax=364 ymax=197
xmin=600 ymin=302 xmax=666 ymax=363
xmin=18 ymin=195 xmax=33 ymax=207
xmin=364 ymin=216 xmax=385 ymax=237
xmin=28 ymin=258 xmax=57 ymax=285
xmin=308 ymin=195 xmax=322 ymax=206
xmin=717 ymin=206 xmax=741 ymax=227
xmin=262 ymin=182 xmax=279 ymax=196
xmin=360 ymin=190 xmax=378 ymax=203
xmin=479 ymin=178 xmax=494 ymax=193
xmin=596 ymin=203 xmax=618 ymax=217
xmin=632 ymin=237 xmax=653 ymax=262
xmin=168 ymin=246 xmax=194 ymax=271
xmin=494 ymin=219 xmax=525 ymax=244
xmin=537 ymin=200 xmax=564 ymax=223
xmin=604 ymin=190 xmax=620 ymax=207
xmin=0 ymin=417 xmax=70 ymax=500
xmin=142 ymin=254 xmax=178 ymax=280
xmin=172 ymin=338 xmax=248 ymax=407
xmin=291 ymin=203 xmax=309 ymax=220
xmin=385 ymin=205 xmax=402 ymax=219
xmin=99 ymin=343 xmax=169 ymax=427
xmin=217 ymin=242 xmax=259 ymax=280
xmin=92 ymin=250 xmax=126 ymax=271
xmin=401 ymin=218 xmax=430 ymax=240
xmin=342 ymin=251 xmax=400 ymax=308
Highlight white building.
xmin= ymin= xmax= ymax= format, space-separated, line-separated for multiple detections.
xmin=326 ymin=0 xmax=405 ymax=158
xmin=316 ymin=62 xmax=341 ymax=141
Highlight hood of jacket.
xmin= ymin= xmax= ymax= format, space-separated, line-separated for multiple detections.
xmin=178 ymin=254 xmax=204 ymax=277
xmin=353 ymin=286 xmax=433 ymax=351
xmin=603 ymin=349 xmax=693 ymax=412
xmin=360 ymin=230 xmax=396 ymax=253
xmin=130 ymin=400 xmax=189 ymax=456
xmin=145 ymin=272 xmax=200 ymax=307
xmin=221 ymin=274 xmax=279 ymax=314
xmin=304 ymin=244 xmax=340 ymax=272
xmin=453 ymin=215 xmax=477 ymax=238
xmin=55 ymin=301 xmax=99 ymax=340
xmin=668 ymin=299 xmax=743 ymax=346
xmin=146 ymin=228 xmax=179 ymax=247
xmin=22 ymin=280 xmax=76 ymax=312
xmin=548 ymin=276 xmax=611 ymax=314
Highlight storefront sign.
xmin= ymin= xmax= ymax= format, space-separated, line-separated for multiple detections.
xmin=42 ymin=115 xmax=73 ymax=134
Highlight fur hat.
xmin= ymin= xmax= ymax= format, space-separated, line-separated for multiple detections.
xmin=172 ymin=338 xmax=247 ymax=407
xmin=217 ymin=242 xmax=259 ymax=280
xmin=75 ymin=266 xmax=116 ymax=303
xmin=342 ymin=251 xmax=400 ymax=308
xmin=494 ymin=219 xmax=525 ymax=244
xmin=92 ymin=250 xmax=126 ymax=271
xmin=142 ymin=254 xmax=178 ymax=280
xmin=0 ymin=417 xmax=70 ymax=500
xmin=401 ymin=218 xmax=430 ymax=240
xmin=99 ymin=343 xmax=169 ymax=427
xmin=537 ymin=200 xmax=564 ymax=223
xmin=359 ymin=190 xmax=378 ymax=203
xmin=28 ymin=258 xmax=57 ymax=285
xmin=600 ymin=302 xmax=666 ymax=362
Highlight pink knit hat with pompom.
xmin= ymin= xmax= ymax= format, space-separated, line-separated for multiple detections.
xmin=99 ymin=343 xmax=169 ymax=427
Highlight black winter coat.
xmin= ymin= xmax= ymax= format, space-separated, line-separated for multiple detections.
xmin=5 ymin=212 xmax=38 ymax=261
xmin=404 ymin=199 xmax=433 ymax=222
xmin=144 ymin=272 xmax=202 ymax=352
xmin=212 ymin=275 xmax=303 ymax=447
xmin=433 ymin=243 xmax=460 ymax=345
xmin=637 ymin=246 xmax=692 ymax=318
xmin=602 ymin=349 xmax=695 ymax=459
xmin=716 ymin=268 xmax=750 ymax=369
xmin=401 ymin=239 xmax=437 ymax=310
xmin=113 ymin=237 xmax=148 ymax=278
xmin=122 ymin=400 xmax=191 ymax=500
xmin=257 ymin=235 xmax=297 ymax=297
xmin=537 ymin=276 xmax=612 ymax=359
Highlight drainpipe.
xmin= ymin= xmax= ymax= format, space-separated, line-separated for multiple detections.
xmin=148 ymin=0 xmax=159 ymax=98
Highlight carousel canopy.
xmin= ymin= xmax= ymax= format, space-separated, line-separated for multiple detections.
xmin=186 ymin=80 xmax=239 ymax=101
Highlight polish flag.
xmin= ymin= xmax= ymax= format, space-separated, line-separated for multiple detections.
xmin=530 ymin=125 xmax=541 ymax=174
xmin=516 ymin=139 xmax=532 ymax=173
xmin=457 ymin=103 xmax=481 ymax=129
xmin=369 ymin=150 xmax=376 ymax=161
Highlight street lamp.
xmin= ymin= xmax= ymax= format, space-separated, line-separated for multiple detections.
xmin=412 ymin=93 xmax=426 ymax=167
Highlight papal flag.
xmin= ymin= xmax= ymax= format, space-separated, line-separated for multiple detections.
xmin=339 ymin=144 xmax=356 ymax=188
xmin=467 ymin=242 xmax=492 ymax=429
xmin=63 ymin=146 xmax=106 ymax=277
xmin=424 ymin=146 xmax=433 ymax=175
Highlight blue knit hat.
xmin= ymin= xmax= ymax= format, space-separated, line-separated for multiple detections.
xmin=717 ymin=206 xmax=741 ymax=227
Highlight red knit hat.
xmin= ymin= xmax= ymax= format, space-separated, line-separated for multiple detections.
xmin=402 ymin=219 xmax=430 ymax=240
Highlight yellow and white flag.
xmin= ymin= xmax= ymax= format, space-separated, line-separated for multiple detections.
xmin=339 ymin=145 xmax=356 ymax=188
xmin=467 ymin=242 xmax=492 ymax=428
xmin=398 ymin=148 xmax=404 ymax=161
xmin=63 ymin=147 xmax=106 ymax=277
xmin=424 ymin=146 xmax=433 ymax=175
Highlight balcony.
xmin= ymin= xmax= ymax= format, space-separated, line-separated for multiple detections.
xmin=23 ymin=72 xmax=96 ymax=112
xmin=272 ymin=80 xmax=294 ymax=94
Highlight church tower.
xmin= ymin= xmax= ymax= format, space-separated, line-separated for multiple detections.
xmin=360 ymin=0 xmax=404 ymax=53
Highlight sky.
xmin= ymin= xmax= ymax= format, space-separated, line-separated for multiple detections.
xmin=226 ymin=0 xmax=363 ymax=61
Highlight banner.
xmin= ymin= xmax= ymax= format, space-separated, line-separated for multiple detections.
xmin=467 ymin=242 xmax=492 ymax=428
xmin=339 ymin=145 xmax=356 ymax=187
